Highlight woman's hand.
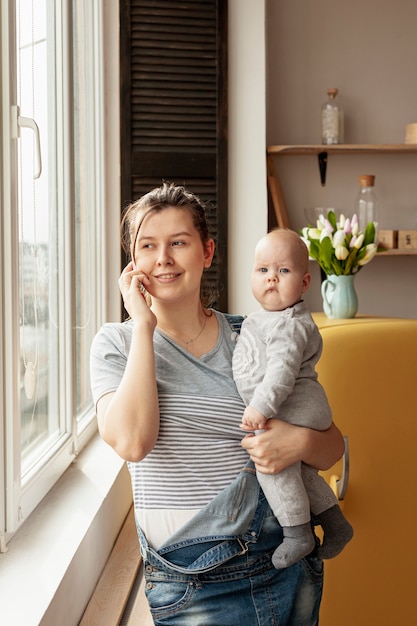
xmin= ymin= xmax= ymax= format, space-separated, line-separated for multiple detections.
xmin=97 ymin=262 xmax=160 ymax=462
xmin=119 ymin=262 xmax=156 ymax=328
xmin=241 ymin=418 xmax=345 ymax=474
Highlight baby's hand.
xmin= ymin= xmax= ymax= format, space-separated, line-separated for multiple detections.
xmin=240 ymin=406 xmax=267 ymax=431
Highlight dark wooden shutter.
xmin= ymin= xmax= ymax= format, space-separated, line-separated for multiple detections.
xmin=120 ymin=0 xmax=228 ymax=310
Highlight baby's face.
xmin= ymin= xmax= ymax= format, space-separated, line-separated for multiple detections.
xmin=252 ymin=232 xmax=310 ymax=311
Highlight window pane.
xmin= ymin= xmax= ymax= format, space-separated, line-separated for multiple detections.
xmin=17 ymin=0 xmax=62 ymax=473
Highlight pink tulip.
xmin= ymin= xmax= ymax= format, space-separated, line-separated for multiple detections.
xmin=324 ymin=219 xmax=334 ymax=233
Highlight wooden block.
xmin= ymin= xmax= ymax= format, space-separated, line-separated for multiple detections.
xmin=378 ymin=230 xmax=398 ymax=249
xmin=79 ymin=507 xmax=141 ymax=625
xmin=398 ymin=230 xmax=417 ymax=249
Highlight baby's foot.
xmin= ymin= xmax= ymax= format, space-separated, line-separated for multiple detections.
xmin=317 ymin=505 xmax=354 ymax=559
xmin=272 ymin=523 xmax=315 ymax=569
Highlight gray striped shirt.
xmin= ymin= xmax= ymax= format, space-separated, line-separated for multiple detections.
xmin=90 ymin=311 xmax=248 ymax=510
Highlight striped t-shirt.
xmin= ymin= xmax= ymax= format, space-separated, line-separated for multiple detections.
xmin=90 ymin=311 xmax=248 ymax=515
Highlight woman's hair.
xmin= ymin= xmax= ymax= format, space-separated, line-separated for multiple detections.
xmin=121 ymin=182 xmax=218 ymax=307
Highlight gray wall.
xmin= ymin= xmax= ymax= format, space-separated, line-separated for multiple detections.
xmin=266 ymin=0 xmax=417 ymax=318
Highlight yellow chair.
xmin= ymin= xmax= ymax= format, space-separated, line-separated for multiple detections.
xmin=312 ymin=314 xmax=417 ymax=626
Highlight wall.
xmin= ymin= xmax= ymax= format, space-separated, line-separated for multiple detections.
xmin=228 ymin=0 xmax=268 ymax=315
xmin=266 ymin=0 xmax=417 ymax=318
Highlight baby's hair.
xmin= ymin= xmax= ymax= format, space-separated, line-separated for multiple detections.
xmin=265 ymin=228 xmax=310 ymax=273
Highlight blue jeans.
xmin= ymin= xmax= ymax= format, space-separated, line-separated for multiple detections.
xmin=136 ymin=462 xmax=323 ymax=625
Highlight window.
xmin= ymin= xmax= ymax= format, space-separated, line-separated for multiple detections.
xmin=0 ymin=0 xmax=104 ymax=547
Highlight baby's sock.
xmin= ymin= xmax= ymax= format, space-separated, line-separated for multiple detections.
xmin=316 ymin=504 xmax=354 ymax=560
xmin=272 ymin=523 xmax=315 ymax=569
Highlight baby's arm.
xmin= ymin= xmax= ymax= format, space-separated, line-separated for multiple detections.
xmin=241 ymin=405 xmax=268 ymax=431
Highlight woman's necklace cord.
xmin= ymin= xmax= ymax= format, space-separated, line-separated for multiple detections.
xmin=183 ymin=314 xmax=207 ymax=345
xmin=158 ymin=310 xmax=209 ymax=348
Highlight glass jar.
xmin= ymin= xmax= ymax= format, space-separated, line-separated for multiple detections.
xmin=356 ymin=174 xmax=378 ymax=232
xmin=321 ymin=88 xmax=344 ymax=145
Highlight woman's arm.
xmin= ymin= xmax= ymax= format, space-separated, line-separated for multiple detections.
xmin=96 ymin=322 xmax=159 ymax=462
xmin=96 ymin=266 xmax=159 ymax=462
xmin=240 ymin=418 xmax=345 ymax=474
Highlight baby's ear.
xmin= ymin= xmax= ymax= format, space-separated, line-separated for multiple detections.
xmin=302 ymin=272 xmax=311 ymax=293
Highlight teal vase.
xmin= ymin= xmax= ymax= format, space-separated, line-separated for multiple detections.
xmin=321 ymin=274 xmax=358 ymax=319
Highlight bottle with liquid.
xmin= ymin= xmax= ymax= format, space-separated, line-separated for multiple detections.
xmin=356 ymin=175 xmax=378 ymax=232
xmin=321 ymin=88 xmax=344 ymax=145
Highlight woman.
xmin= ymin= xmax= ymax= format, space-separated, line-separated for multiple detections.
xmin=90 ymin=183 xmax=345 ymax=625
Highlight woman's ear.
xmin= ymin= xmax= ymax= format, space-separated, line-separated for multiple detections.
xmin=204 ymin=239 xmax=215 ymax=268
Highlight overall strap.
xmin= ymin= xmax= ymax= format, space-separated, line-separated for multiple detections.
xmin=224 ymin=313 xmax=245 ymax=335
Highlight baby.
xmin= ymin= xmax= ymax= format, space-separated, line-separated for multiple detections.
xmin=232 ymin=228 xmax=353 ymax=569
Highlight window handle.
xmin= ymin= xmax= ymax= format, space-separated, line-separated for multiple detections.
xmin=11 ymin=104 xmax=42 ymax=179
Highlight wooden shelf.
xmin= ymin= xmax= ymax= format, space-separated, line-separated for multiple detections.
xmin=266 ymin=144 xmax=417 ymax=246
xmin=267 ymin=144 xmax=417 ymax=156
xmin=377 ymin=248 xmax=417 ymax=256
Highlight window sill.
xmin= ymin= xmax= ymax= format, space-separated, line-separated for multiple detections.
xmin=0 ymin=433 xmax=133 ymax=625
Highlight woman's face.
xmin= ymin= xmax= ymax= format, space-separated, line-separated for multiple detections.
xmin=132 ymin=207 xmax=214 ymax=305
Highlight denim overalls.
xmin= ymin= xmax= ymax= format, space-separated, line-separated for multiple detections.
xmin=136 ymin=460 xmax=323 ymax=626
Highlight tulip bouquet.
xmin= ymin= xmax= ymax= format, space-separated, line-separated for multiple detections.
xmin=301 ymin=210 xmax=378 ymax=276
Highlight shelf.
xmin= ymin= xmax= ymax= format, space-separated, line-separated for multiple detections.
xmin=267 ymin=144 xmax=417 ymax=156
xmin=266 ymin=143 xmax=417 ymax=236
xmin=377 ymin=248 xmax=417 ymax=256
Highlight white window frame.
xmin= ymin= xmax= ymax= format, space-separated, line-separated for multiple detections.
xmin=0 ymin=0 xmax=106 ymax=548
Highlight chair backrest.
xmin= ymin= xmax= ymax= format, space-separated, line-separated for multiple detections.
xmin=313 ymin=314 xmax=417 ymax=626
